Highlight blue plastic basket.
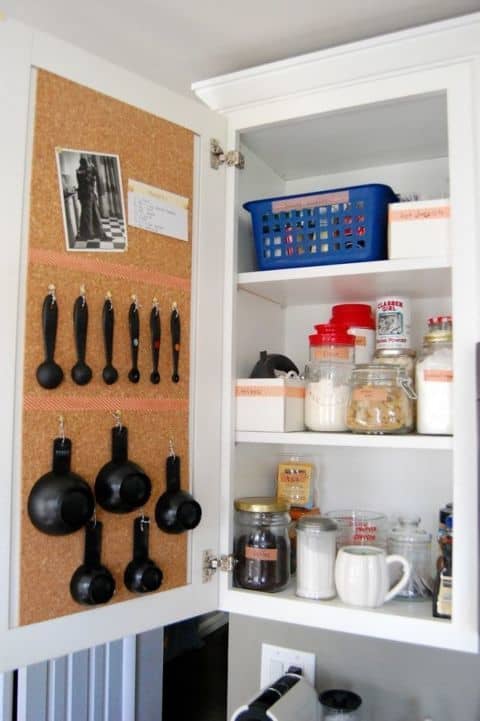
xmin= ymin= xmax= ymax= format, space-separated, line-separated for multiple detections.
xmin=243 ymin=184 xmax=397 ymax=271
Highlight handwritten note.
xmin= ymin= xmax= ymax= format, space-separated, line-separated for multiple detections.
xmin=127 ymin=179 xmax=188 ymax=241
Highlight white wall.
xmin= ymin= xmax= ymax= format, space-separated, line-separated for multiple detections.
xmin=228 ymin=614 xmax=480 ymax=721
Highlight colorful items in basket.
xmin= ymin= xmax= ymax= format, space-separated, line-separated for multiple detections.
xmin=243 ymin=184 xmax=398 ymax=271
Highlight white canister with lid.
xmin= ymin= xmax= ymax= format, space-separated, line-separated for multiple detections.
xmin=330 ymin=303 xmax=376 ymax=364
xmin=296 ymin=515 xmax=337 ymax=599
xmin=375 ymin=296 xmax=411 ymax=350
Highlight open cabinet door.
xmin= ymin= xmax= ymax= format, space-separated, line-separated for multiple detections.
xmin=0 ymin=17 xmax=226 ymax=672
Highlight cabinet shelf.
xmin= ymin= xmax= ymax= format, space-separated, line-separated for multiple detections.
xmin=237 ymin=256 xmax=451 ymax=306
xmin=221 ymin=583 xmax=475 ymax=652
xmin=235 ymin=431 xmax=453 ymax=450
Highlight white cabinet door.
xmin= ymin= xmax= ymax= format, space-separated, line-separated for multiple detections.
xmin=198 ymin=19 xmax=480 ymax=652
xmin=0 ymin=18 xmax=227 ymax=672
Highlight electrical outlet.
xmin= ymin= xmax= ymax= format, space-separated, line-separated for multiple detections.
xmin=260 ymin=643 xmax=315 ymax=689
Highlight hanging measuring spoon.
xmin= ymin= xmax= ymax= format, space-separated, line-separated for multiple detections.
xmin=150 ymin=298 xmax=161 ymax=384
xmin=170 ymin=302 xmax=180 ymax=383
xmin=102 ymin=292 xmax=118 ymax=385
xmin=36 ymin=284 xmax=64 ymax=389
xmin=128 ymin=295 xmax=140 ymax=383
xmin=71 ymin=285 xmax=92 ymax=385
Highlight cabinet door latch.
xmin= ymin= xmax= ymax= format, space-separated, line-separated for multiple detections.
xmin=203 ymin=549 xmax=236 ymax=582
xmin=210 ymin=139 xmax=245 ymax=170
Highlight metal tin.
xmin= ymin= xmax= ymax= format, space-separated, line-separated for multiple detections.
xmin=375 ymin=296 xmax=411 ymax=350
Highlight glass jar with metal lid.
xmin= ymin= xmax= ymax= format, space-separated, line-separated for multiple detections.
xmin=416 ymin=317 xmax=453 ymax=435
xmin=346 ymin=364 xmax=416 ymax=434
xmin=296 ymin=515 xmax=337 ymax=599
xmin=233 ymin=497 xmax=291 ymax=593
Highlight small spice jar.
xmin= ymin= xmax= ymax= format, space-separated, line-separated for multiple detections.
xmin=296 ymin=516 xmax=337 ymax=600
xmin=330 ymin=303 xmax=376 ymax=364
xmin=416 ymin=316 xmax=453 ymax=435
xmin=233 ymin=497 xmax=291 ymax=593
xmin=346 ymin=364 xmax=415 ymax=434
xmin=304 ymin=360 xmax=353 ymax=432
xmin=309 ymin=324 xmax=355 ymax=363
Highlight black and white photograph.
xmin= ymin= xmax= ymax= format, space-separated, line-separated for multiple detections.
xmin=55 ymin=148 xmax=127 ymax=252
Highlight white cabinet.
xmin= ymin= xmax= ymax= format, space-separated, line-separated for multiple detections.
xmin=1 ymin=13 xmax=480 ymax=672
xmin=194 ymin=15 xmax=480 ymax=652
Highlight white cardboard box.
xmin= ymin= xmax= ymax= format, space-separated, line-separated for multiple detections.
xmin=235 ymin=378 xmax=305 ymax=432
xmin=388 ymin=198 xmax=450 ymax=260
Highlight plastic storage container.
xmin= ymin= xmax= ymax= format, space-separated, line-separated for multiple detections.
xmin=309 ymin=324 xmax=355 ymax=362
xmin=243 ymin=184 xmax=397 ymax=270
xmin=329 ymin=303 xmax=376 ymax=364
xmin=233 ymin=497 xmax=291 ymax=593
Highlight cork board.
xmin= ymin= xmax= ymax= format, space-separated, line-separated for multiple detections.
xmin=19 ymin=70 xmax=194 ymax=625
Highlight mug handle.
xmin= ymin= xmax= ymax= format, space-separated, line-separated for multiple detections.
xmin=384 ymin=554 xmax=411 ymax=602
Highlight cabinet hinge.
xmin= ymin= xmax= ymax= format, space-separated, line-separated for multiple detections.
xmin=203 ymin=549 xmax=236 ymax=583
xmin=210 ymin=139 xmax=245 ymax=170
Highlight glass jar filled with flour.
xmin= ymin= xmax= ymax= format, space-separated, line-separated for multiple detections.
xmin=416 ymin=316 xmax=453 ymax=435
xmin=305 ymin=360 xmax=353 ymax=432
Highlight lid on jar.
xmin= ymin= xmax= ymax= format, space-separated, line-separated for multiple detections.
xmin=389 ymin=515 xmax=432 ymax=544
xmin=310 ymin=324 xmax=355 ymax=347
xmin=424 ymin=330 xmax=452 ymax=343
xmin=428 ymin=315 xmax=452 ymax=327
xmin=374 ymin=348 xmax=416 ymax=359
xmin=330 ymin=303 xmax=375 ymax=330
xmin=319 ymin=690 xmax=362 ymax=711
xmin=352 ymin=363 xmax=407 ymax=380
xmin=296 ymin=515 xmax=337 ymax=533
xmin=234 ymin=497 xmax=290 ymax=513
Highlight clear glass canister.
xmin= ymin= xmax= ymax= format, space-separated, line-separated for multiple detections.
xmin=233 ymin=497 xmax=291 ymax=593
xmin=346 ymin=364 xmax=415 ymax=434
xmin=387 ymin=515 xmax=433 ymax=600
xmin=416 ymin=318 xmax=453 ymax=435
xmin=296 ymin=516 xmax=337 ymax=600
xmin=304 ymin=360 xmax=353 ymax=432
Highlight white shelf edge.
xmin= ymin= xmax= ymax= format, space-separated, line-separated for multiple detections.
xmin=237 ymin=256 xmax=451 ymax=286
xmin=220 ymin=585 xmax=477 ymax=653
xmin=235 ymin=431 xmax=453 ymax=450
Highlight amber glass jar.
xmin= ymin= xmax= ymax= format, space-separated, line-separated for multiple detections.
xmin=233 ymin=497 xmax=291 ymax=592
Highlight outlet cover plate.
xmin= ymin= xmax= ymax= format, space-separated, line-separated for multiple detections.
xmin=260 ymin=643 xmax=315 ymax=689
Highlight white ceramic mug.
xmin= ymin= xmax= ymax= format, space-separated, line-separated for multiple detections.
xmin=335 ymin=545 xmax=411 ymax=608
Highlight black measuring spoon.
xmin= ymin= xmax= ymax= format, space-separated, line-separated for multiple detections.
xmin=71 ymin=289 xmax=92 ymax=385
xmin=150 ymin=299 xmax=161 ymax=384
xmin=36 ymin=285 xmax=64 ymax=389
xmin=170 ymin=303 xmax=180 ymax=383
xmin=102 ymin=294 xmax=118 ymax=385
xmin=128 ymin=296 xmax=140 ymax=383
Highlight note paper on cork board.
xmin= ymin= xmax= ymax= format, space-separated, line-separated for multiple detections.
xmin=128 ymin=179 xmax=189 ymax=241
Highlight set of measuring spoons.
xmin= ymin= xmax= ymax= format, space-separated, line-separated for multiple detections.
xmin=36 ymin=284 xmax=181 ymax=388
